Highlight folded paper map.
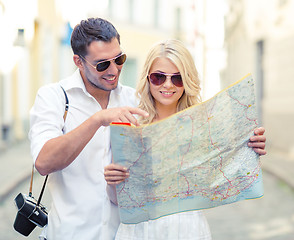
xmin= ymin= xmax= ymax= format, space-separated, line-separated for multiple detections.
xmin=110 ymin=74 xmax=263 ymax=224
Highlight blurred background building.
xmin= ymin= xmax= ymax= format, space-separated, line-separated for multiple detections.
xmin=0 ymin=0 xmax=292 ymax=161
xmin=222 ymin=0 xmax=294 ymax=160
xmin=0 ymin=0 xmax=224 ymax=148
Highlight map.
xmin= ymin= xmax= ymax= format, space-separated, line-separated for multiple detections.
xmin=110 ymin=74 xmax=263 ymax=224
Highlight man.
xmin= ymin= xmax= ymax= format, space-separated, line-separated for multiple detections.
xmin=29 ymin=18 xmax=148 ymax=240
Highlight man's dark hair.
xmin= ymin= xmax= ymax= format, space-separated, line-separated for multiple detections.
xmin=71 ymin=18 xmax=120 ymax=57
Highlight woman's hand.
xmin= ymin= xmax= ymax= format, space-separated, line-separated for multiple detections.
xmin=248 ymin=127 xmax=266 ymax=155
xmin=104 ymin=163 xmax=130 ymax=185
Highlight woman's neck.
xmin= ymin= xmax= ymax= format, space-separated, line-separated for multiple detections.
xmin=153 ymin=104 xmax=177 ymax=122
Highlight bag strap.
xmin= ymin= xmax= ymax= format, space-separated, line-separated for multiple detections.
xmin=30 ymin=86 xmax=69 ymax=206
xmin=61 ymin=86 xmax=69 ymax=121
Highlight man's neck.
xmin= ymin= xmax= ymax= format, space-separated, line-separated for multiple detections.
xmin=87 ymin=86 xmax=111 ymax=109
xmin=80 ymin=71 xmax=111 ymax=109
xmin=81 ymin=78 xmax=110 ymax=109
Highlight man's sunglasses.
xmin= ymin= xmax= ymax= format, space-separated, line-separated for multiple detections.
xmin=148 ymin=72 xmax=183 ymax=87
xmin=80 ymin=53 xmax=127 ymax=72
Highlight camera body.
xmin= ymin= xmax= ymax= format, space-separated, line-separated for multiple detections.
xmin=13 ymin=193 xmax=48 ymax=236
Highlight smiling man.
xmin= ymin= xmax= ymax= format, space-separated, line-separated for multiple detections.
xmin=29 ymin=18 xmax=148 ymax=240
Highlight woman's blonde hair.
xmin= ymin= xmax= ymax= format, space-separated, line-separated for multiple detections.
xmin=136 ymin=39 xmax=201 ymax=124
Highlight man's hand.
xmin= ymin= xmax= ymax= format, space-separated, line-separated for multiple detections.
xmin=97 ymin=107 xmax=148 ymax=127
xmin=248 ymin=127 xmax=266 ymax=155
xmin=104 ymin=163 xmax=130 ymax=185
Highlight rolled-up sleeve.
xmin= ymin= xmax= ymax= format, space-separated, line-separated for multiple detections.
xmin=29 ymin=84 xmax=66 ymax=163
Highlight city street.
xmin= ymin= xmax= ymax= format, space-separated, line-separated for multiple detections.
xmin=0 ymin=172 xmax=51 ymax=240
xmin=1 ymin=0 xmax=294 ymax=239
xmin=0 ymin=167 xmax=294 ymax=239
xmin=205 ymin=171 xmax=294 ymax=240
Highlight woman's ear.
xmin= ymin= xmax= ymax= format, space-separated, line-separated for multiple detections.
xmin=73 ymin=55 xmax=84 ymax=69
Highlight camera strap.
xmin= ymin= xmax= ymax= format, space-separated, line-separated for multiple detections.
xmin=30 ymin=85 xmax=69 ymax=207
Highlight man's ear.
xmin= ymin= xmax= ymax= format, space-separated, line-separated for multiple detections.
xmin=73 ymin=55 xmax=84 ymax=69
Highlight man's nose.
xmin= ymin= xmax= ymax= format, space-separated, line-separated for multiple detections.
xmin=106 ymin=60 xmax=121 ymax=73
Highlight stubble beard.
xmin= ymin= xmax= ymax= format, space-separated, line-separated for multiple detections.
xmin=87 ymin=77 xmax=117 ymax=92
xmin=84 ymin=67 xmax=119 ymax=92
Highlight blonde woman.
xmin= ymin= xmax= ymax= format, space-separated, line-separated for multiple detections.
xmin=105 ymin=39 xmax=266 ymax=239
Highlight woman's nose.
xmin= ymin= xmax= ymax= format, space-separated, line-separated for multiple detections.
xmin=163 ymin=76 xmax=174 ymax=88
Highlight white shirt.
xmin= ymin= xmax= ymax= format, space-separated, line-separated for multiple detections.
xmin=115 ymin=211 xmax=212 ymax=240
xmin=29 ymin=69 xmax=138 ymax=240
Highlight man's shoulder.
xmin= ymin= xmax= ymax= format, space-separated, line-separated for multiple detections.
xmin=59 ymin=69 xmax=82 ymax=90
xmin=38 ymin=69 xmax=80 ymax=94
xmin=37 ymin=82 xmax=61 ymax=94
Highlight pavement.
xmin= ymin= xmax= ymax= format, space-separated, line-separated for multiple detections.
xmin=261 ymin=147 xmax=294 ymax=189
xmin=0 ymin=140 xmax=33 ymax=202
xmin=0 ymin=139 xmax=294 ymax=203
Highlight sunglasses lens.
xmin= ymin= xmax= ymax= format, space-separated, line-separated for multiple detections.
xmin=96 ymin=61 xmax=111 ymax=72
xmin=171 ymin=75 xmax=183 ymax=87
xmin=115 ymin=54 xmax=127 ymax=65
xmin=149 ymin=73 xmax=166 ymax=85
xmin=96 ymin=54 xmax=126 ymax=72
xmin=149 ymin=73 xmax=183 ymax=87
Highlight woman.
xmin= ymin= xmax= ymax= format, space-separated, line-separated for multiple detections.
xmin=105 ymin=39 xmax=266 ymax=239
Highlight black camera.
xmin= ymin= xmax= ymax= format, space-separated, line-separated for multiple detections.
xmin=13 ymin=193 xmax=48 ymax=236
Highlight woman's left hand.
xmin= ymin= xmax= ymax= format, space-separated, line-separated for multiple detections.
xmin=104 ymin=163 xmax=130 ymax=185
xmin=248 ymin=127 xmax=266 ymax=155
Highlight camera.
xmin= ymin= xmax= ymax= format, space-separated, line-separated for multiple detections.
xmin=13 ymin=193 xmax=48 ymax=236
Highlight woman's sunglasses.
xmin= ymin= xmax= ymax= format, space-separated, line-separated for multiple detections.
xmin=80 ymin=53 xmax=127 ymax=72
xmin=148 ymin=72 xmax=183 ymax=87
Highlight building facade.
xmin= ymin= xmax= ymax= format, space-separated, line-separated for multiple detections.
xmin=223 ymin=0 xmax=294 ymax=157
xmin=1 ymin=0 xmax=205 ymax=149
xmin=0 ymin=0 xmax=67 ymax=149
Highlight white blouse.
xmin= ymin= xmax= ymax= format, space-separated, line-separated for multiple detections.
xmin=115 ymin=210 xmax=212 ymax=240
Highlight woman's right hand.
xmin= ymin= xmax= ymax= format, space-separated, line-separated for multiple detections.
xmin=104 ymin=163 xmax=130 ymax=185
